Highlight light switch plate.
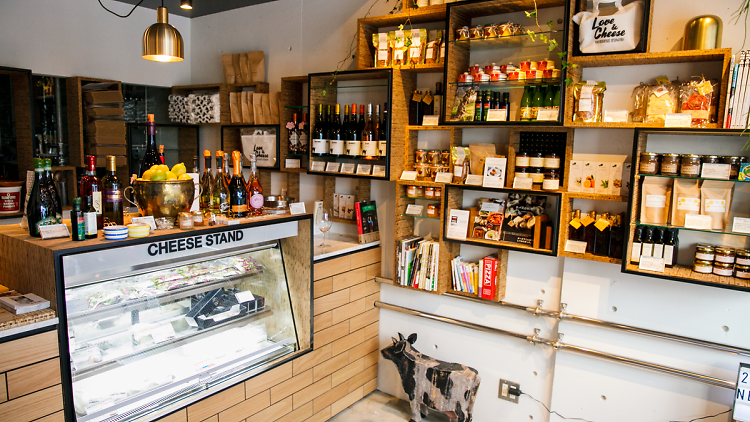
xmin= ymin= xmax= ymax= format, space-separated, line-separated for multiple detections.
xmin=498 ymin=378 xmax=520 ymax=404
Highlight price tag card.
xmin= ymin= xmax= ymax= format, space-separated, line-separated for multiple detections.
xmin=480 ymin=202 xmax=501 ymax=213
xmin=513 ymin=177 xmax=533 ymax=189
xmin=733 ymin=217 xmax=750 ymax=234
xmin=604 ymin=109 xmax=629 ymax=123
xmin=685 ymin=214 xmax=713 ymax=230
xmin=465 ymin=175 xmax=483 ymax=185
xmin=405 ymin=204 xmax=424 ymax=216
xmin=325 ymin=162 xmax=340 ymax=173
xmin=285 ymin=159 xmax=301 ymax=169
xmin=131 ymin=216 xmax=156 ymax=231
xmin=373 ymin=165 xmax=386 ymax=177
xmin=340 ymin=163 xmax=356 ymax=174
xmin=150 ymin=323 xmax=177 ymax=344
xmin=422 ymin=115 xmax=439 ymax=126
xmin=665 ymin=113 xmax=692 ymax=128
xmin=289 ymin=202 xmax=307 ymax=216
xmin=434 ymin=172 xmax=453 ymax=183
xmin=537 ymin=109 xmax=559 ymax=121
xmin=701 ymin=163 xmax=731 ymax=180
xmin=487 ymin=109 xmax=507 ymax=122
xmin=39 ymin=224 xmax=71 ymax=240
xmin=564 ymin=240 xmax=588 ymax=254
xmin=310 ymin=161 xmax=326 ymax=172
xmin=356 ymin=164 xmax=372 ymax=175
xmin=400 ymin=170 xmax=418 ymax=181
xmin=234 ymin=290 xmax=256 ymax=303
xmin=639 ymin=256 xmax=666 ymax=273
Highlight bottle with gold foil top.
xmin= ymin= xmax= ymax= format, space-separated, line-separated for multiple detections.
xmin=568 ymin=209 xmax=583 ymax=241
xmin=229 ymin=151 xmax=248 ymax=218
xmin=102 ymin=155 xmax=124 ymax=225
xmin=593 ymin=212 xmax=611 ymax=257
xmin=211 ymin=150 xmax=230 ymax=215
xmin=581 ymin=211 xmax=597 ymax=253
xmin=247 ymin=153 xmax=264 ymax=216
xmin=200 ymin=150 xmax=213 ymax=211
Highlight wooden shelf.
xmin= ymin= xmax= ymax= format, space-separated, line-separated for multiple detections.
xmin=406 ymin=125 xmax=453 ymax=131
xmin=390 ymin=281 xmax=443 ymax=295
xmin=565 ymin=121 xmax=721 ymax=129
xmin=559 ymin=251 xmax=622 ymax=264
xmin=359 ymin=3 xmax=447 ymax=27
xmin=332 ymin=217 xmax=356 ymax=225
xmin=624 ymin=263 xmax=750 ymax=292
xmin=445 ymin=236 xmax=555 ymax=256
xmin=563 ymin=192 xmax=628 ymax=202
xmin=360 ymin=63 xmax=445 ymax=73
xmin=569 ymin=48 xmax=732 ymax=68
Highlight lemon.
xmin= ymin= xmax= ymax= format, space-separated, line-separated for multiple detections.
xmin=142 ymin=169 xmax=154 ymax=180
xmin=171 ymin=163 xmax=187 ymax=177
xmin=136 ymin=178 xmax=145 ymax=181
xmin=151 ymin=170 xmax=167 ymax=181
xmin=156 ymin=165 xmax=169 ymax=173
xmin=150 ymin=164 xmax=160 ymax=171
xmin=178 ymin=174 xmax=193 ymax=181
xmin=166 ymin=171 xmax=177 ymax=181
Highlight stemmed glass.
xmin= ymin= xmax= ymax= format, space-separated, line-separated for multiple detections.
xmin=316 ymin=207 xmax=333 ymax=248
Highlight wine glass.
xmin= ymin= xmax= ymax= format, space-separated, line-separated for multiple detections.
xmin=316 ymin=208 xmax=333 ymax=247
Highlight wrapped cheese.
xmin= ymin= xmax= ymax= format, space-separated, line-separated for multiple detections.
xmin=680 ymin=77 xmax=717 ymax=127
xmin=645 ymin=81 xmax=679 ymax=124
xmin=572 ymin=81 xmax=606 ymax=123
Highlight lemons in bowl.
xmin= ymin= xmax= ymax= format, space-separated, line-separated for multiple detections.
xmin=139 ymin=163 xmax=189 ymax=181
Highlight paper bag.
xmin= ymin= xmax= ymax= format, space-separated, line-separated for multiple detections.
xmin=269 ymin=92 xmax=280 ymax=124
xmin=246 ymin=51 xmax=265 ymax=83
xmin=241 ymin=92 xmax=254 ymax=123
xmin=232 ymin=54 xmax=242 ymax=84
xmin=253 ymin=93 xmax=264 ymax=124
xmin=261 ymin=94 xmax=272 ymax=125
xmin=222 ymin=54 xmax=235 ymax=84
xmin=239 ymin=54 xmax=250 ymax=86
xmin=230 ymin=92 xmax=242 ymax=123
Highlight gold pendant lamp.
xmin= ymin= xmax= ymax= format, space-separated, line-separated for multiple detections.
xmin=142 ymin=6 xmax=184 ymax=62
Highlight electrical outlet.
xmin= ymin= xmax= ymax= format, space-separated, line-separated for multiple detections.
xmin=498 ymin=379 xmax=520 ymax=404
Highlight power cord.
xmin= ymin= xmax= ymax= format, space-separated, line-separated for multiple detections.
xmin=669 ymin=409 xmax=731 ymax=422
xmin=98 ymin=0 xmax=147 ymax=18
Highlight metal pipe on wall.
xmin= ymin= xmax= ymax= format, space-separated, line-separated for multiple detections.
xmin=375 ymin=300 xmax=737 ymax=391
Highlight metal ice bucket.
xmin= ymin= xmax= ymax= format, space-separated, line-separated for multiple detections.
xmin=125 ymin=180 xmax=196 ymax=218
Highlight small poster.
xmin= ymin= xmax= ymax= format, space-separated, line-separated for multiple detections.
xmin=446 ymin=209 xmax=470 ymax=240
xmin=482 ymin=157 xmax=507 ymax=188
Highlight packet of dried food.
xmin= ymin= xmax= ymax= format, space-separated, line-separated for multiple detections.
xmin=645 ymin=81 xmax=679 ymax=123
xmin=408 ymin=28 xmax=427 ymax=65
xmin=631 ymin=83 xmax=649 ymax=123
xmin=451 ymin=146 xmax=471 ymax=184
xmin=449 ymin=85 xmax=477 ymax=122
xmin=425 ymin=30 xmax=442 ymax=64
xmin=392 ymin=29 xmax=407 ymax=66
xmin=572 ymin=81 xmax=606 ymax=123
xmin=680 ymin=77 xmax=716 ymax=127
xmin=372 ymin=32 xmax=392 ymax=68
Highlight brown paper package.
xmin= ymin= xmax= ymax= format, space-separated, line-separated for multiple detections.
xmin=469 ymin=143 xmax=497 ymax=175
xmin=269 ymin=92 xmax=280 ymax=124
xmin=246 ymin=51 xmax=265 ymax=83
xmin=700 ymin=180 xmax=734 ymax=230
xmin=239 ymin=54 xmax=250 ymax=86
xmin=222 ymin=54 xmax=235 ymax=84
xmin=241 ymin=91 xmax=254 ymax=124
xmin=230 ymin=92 xmax=242 ymax=123
xmin=253 ymin=93 xmax=264 ymax=124
xmin=261 ymin=94 xmax=272 ymax=125
xmin=232 ymin=53 xmax=242 ymax=84
xmin=670 ymin=179 xmax=700 ymax=227
xmin=640 ymin=177 xmax=672 ymax=225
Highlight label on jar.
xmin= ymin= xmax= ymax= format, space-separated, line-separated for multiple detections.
xmin=515 ymin=172 xmax=530 ymax=180
xmin=682 ymin=164 xmax=700 ymax=176
xmin=661 ymin=163 xmax=678 ymax=174
xmin=362 ymin=141 xmax=378 ymax=157
xmin=544 ymin=157 xmax=560 ymax=168
xmin=329 ymin=140 xmax=345 ymax=155
xmin=0 ymin=190 xmax=20 ymax=212
xmin=714 ymin=266 xmax=733 ymax=276
xmin=737 ymin=257 xmax=750 ymax=266
xmin=676 ymin=197 xmax=700 ymax=211
xmin=694 ymin=264 xmax=713 ymax=274
xmin=346 ymin=140 xmax=362 ymax=156
xmin=515 ymin=156 xmax=530 ymax=167
xmin=529 ymin=157 xmax=544 ymax=167
xmin=695 ymin=252 xmax=715 ymax=261
xmin=378 ymin=50 xmax=388 ymax=61
xmin=716 ymin=255 xmax=735 ymax=264
xmin=312 ymin=139 xmax=329 ymax=154
xmin=530 ymin=172 xmax=545 ymax=183
xmin=639 ymin=162 xmax=656 ymax=174
xmin=736 ymin=270 xmax=750 ymax=279
xmin=542 ymin=179 xmax=559 ymax=190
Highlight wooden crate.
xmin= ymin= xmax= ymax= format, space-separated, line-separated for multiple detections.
xmin=507 ymin=126 xmax=573 ymax=189
xmin=65 ymin=76 xmax=121 ymax=168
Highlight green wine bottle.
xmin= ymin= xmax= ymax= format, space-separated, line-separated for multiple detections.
xmin=520 ymin=87 xmax=532 ymax=121
xmin=531 ymin=86 xmax=544 ymax=121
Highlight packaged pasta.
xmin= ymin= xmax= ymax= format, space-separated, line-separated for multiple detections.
xmin=572 ymin=81 xmax=606 ymax=123
xmin=451 ymin=146 xmax=471 ymax=184
xmin=393 ymin=29 xmax=407 ymax=66
xmin=425 ymin=30 xmax=442 ymax=64
xmin=371 ymin=32 xmax=393 ymax=67
xmin=645 ymin=81 xmax=679 ymax=123
xmin=680 ymin=77 xmax=716 ymax=127
xmin=631 ymin=83 xmax=648 ymax=123
xmin=449 ymin=85 xmax=477 ymax=122
xmin=408 ymin=28 xmax=427 ymax=65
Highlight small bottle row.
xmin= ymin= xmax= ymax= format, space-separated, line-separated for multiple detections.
xmin=569 ymin=210 xmax=626 ymax=259
xmin=630 ymin=226 xmax=679 ymax=267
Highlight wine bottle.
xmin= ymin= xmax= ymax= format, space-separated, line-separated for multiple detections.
xmin=229 ymin=151 xmax=248 ymax=218
xmin=312 ymin=104 xmax=328 ymax=157
xmin=84 ymin=195 xmax=97 ymax=239
xmin=71 ymin=197 xmax=85 ymax=241
xmin=593 ymin=212 xmax=611 ymax=256
xmin=378 ymin=102 xmax=388 ymax=159
xmin=159 ymin=144 xmax=165 ymax=164
xmin=502 ymin=92 xmax=511 ymax=121
xmin=641 ymin=227 xmax=654 ymax=258
xmin=192 ymin=156 xmax=198 ymax=173
xmin=200 ymin=149 xmax=213 ymax=211
xmin=474 ymin=91 xmax=483 ymax=122
xmin=422 ymin=90 xmax=434 ymax=116
xmin=520 ymin=86 xmax=532 ymax=121
xmin=80 ymin=155 xmax=103 ymax=229
xmin=329 ymin=105 xmax=345 ymax=157
xmin=289 ymin=113 xmax=300 ymax=154
xmin=299 ymin=113 xmax=309 ymax=153
xmin=211 ymin=151 xmax=230 ymax=215
xmin=342 ymin=104 xmax=351 ymax=147
xmin=482 ymin=91 xmax=491 ymax=121
xmin=663 ymin=229 xmax=678 ymax=268
xmin=433 ymin=83 xmax=443 ymax=119
xmin=582 ymin=211 xmax=597 ymax=253
xmin=26 ymin=158 xmax=56 ymax=237
xmin=531 ymin=86 xmax=544 ymax=121
xmin=223 ymin=152 xmax=231 ymax=185
xmin=102 ymin=155 xmax=124 ymax=225
xmin=544 ymin=86 xmax=554 ymax=112
xmin=608 ymin=214 xmax=624 ymax=259
xmin=43 ymin=158 xmax=62 ymax=223
xmin=247 ymin=153 xmax=264 ymax=216
xmin=346 ymin=104 xmax=362 ymax=158
xmin=359 ymin=104 xmax=366 ymax=133
xmin=138 ymin=114 xmax=161 ymax=176
xmin=630 ymin=226 xmax=644 ymax=264
xmin=568 ymin=209 xmax=583 ymax=241
xmin=362 ymin=104 xmax=378 ymax=159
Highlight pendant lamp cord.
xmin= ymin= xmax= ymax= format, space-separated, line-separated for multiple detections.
xmin=97 ymin=0 xmax=147 ymax=18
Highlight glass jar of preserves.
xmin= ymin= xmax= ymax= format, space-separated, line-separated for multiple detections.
xmin=639 ymin=152 xmax=660 ymax=175
xmin=416 ymin=185 xmax=424 ymax=197
xmin=515 ymin=152 xmax=530 ymax=168
xmin=695 ymin=244 xmax=715 ymax=261
xmin=470 ymin=25 xmax=483 ymax=39
xmin=407 ymin=185 xmax=419 ymax=198
xmin=660 ymin=153 xmax=680 ymax=176
xmin=693 ymin=259 xmax=713 ymax=274
xmin=543 ymin=170 xmax=560 ymax=191
xmin=427 ymin=203 xmax=441 ymax=218
xmin=415 ymin=164 xmax=428 ymax=179
xmin=415 ymin=149 xmax=428 ymax=164
xmin=192 ymin=210 xmax=205 ymax=226
xmin=713 ymin=262 xmax=734 ymax=277
xmin=735 ymin=264 xmax=750 ymax=279
xmin=715 ymin=246 xmax=736 ymax=264
xmin=529 ymin=152 xmax=544 ymax=168
xmin=441 ymin=150 xmax=451 ymax=167
xmin=428 ymin=165 xmax=440 ymax=179
xmin=178 ymin=212 xmax=194 ymax=230
xmin=530 ymin=167 xmax=545 ymax=187
xmin=427 ymin=150 xmax=441 ymax=165
xmin=434 ymin=187 xmax=442 ymax=199
xmin=425 ymin=187 xmax=436 ymax=199
xmin=515 ymin=167 xmax=529 ymax=180
xmin=681 ymin=154 xmax=701 ymax=177
xmin=736 ymin=249 xmax=750 ymax=266
xmin=722 ymin=156 xmax=742 ymax=178
xmin=702 ymin=155 xmax=721 ymax=164
xmin=544 ymin=153 xmax=560 ymax=169
xmin=457 ymin=26 xmax=470 ymax=40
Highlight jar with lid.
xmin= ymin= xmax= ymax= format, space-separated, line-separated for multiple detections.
xmin=722 ymin=156 xmax=742 ymax=178
xmin=515 ymin=152 xmax=530 ymax=168
xmin=178 ymin=212 xmax=194 ymax=230
xmin=415 ymin=149 xmax=428 ymax=164
xmin=713 ymin=262 xmax=734 ymax=277
xmin=681 ymin=154 xmax=701 ymax=177
xmin=660 ymin=153 xmax=680 ymax=176
xmin=428 ymin=165 xmax=440 ymax=180
xmin=407 ymin=185 xmax=419 ymax=198
xmin=715 ymin=246 xmax=736 ymax=264
xmin=530 ymin=168 xmax=545 ymax=188
xmin=701 ymin=155 xmax=721 ymax=164
xmin=415 ymin=164 xmax=428 ymax=179
xmin=427 ymin=203 xmax=441 ymax=218
xmin=416 ymin=185 xmax=425 ymax=197
xmin=425 ymin=187 xmax=436 ymax=199
xmin=192 ymin=210 xmax=205 ymax=226
xmin=529 ymin=153 xmax=544 ymax=168
xmin=695 ymin=244 xmax=715 ymax=261
xmin=427 ymin=150 xmax=441 ymax=165
xmin=515 ymin=167 xmax=529 ymax=180
xmin=639 ymin=152 xmax=660 ymax=175
xmin=735 ymin=264 xmax=750 ymax=279
xmin=434 ymin=187 xmax=442 ymax=199
xmin=543 ymin=170 xmax=560 ymax=191
xmin=736 ymin=249 xmax=750 ymax=265
xmin=544 ymin=153 xmax=560 ymax=170
xmin=693 ymin=259 xmax=713 ymax=274
xmin=441 ymin=150 xmax=451 ymax=166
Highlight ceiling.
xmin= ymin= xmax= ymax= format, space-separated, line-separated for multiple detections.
xmin=111 ymin=0 xmax=280 ymax=18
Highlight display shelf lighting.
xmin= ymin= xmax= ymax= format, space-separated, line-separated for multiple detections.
xmin=142 ymin=6 xmax=184 ymax=62
xmin=181 ymin=0 xmax=193 ymax=10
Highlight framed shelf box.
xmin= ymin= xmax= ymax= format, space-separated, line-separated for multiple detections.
xmin=220 ymin=124 xmax=281 ymax=171
xmin=566 ymin=0 xmax=654 ymax=58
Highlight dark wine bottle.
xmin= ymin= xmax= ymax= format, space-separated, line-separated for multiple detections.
xmin=359 ymin=104 xmax=366 ymax=134
xmin=27 ymin=158 xmax=56 ymax=237
xmin=138 ymin=114 xmax=161 ymax=176
xmin=102 ymin=155 xmax=124 ymax=225
xmin=593 ymin=212 xmax=611 ymax=256
xmin=229 ymin=151 xmax=248 ymax=218
xmin=502 ymin=92 xmax=511 ymax=121
xmin=630 ymin=226 xmax=644 ymax=264
xmin=200 ymin=150 xmax=213 ymax=212
xmin=43 ymin=158 xmax=62 ymax=223
xmin=299 ymin=113 xmax=309 ymax=153
xmin=329 ymin=104 xmax=344 ymax=157
xmin=312 ymin=104 xmax=328 ymax=157
xmin=362 ymin=104 xmax=378 ymax=159
xmin=71 ymin=197 xmax=85 ymax=241
xmin=80 ymin=155 xmax=103 ymax=229
xmin=663 ymin=229 xmax=678 ymax=268
xmin=652 ymin=228 xmax=665 ymax=259
xmin=409 ymin=90 xmax=421 ymax=126
xmin=346 ymin=104 xmax=362 ymax=158
xmin=582 ymin=211 xmax=597 ymax=253
xmin=379 ymin=102 xmax=388 ymax=158
xmin=568 ymin=209 xmax=583 ymax=241
xmin=641 ymin=227 xmax=655 ymax=259
xmin=608 ymin=214 xmax=624 ymax=259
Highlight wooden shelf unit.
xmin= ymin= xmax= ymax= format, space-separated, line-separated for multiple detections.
xmin=170 ymin=82 xmax=270 ymax=126
xmin=0 ymin=66 xmax=34 ymax=184
xmin=280 ymin=76 xmax=309 ymax=176
xmin=557 ymin=191 xmax=628 ymax=264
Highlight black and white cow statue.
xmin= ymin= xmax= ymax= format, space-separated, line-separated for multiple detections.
xmin=381 ymin=333 xmax=480 ymax=422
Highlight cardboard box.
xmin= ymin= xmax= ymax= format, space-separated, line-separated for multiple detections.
xmin=86 ymin=107 xmax=125 ymax=117
xmin=87 ymin=120 xmax=126 ymax=137
xmin=609 ymin=162 xmax=624 ymax=196
xmin=595 ymin=162 xmax=610 ymax=195
xmin=84 ymin=90 xmax=124 ymax=104
xmin=86 ymin=136 xmax=127 ymax=146
xmin=95 ymin=156 xmax=127 ymax=167
xmin=86 ymin=145 xmax=128 ymax=156
xmin=581 ymin=161 xmax=597 ymax=194
xmin=567 ymin=160 xmax=583 ymax=192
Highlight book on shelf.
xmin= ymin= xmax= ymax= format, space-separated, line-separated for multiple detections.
xmin=451 ymin=254 xmax=497 ymax=300
xmin=397 ymin=236 xmax=439 ymax=292
xmin=355 ymin=201 xmax=380 ymax=244
xmin=0 ymin=293 xmax=50 ymax=315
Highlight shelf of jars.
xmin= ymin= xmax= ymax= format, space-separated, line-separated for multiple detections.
xmin=622 ymin=129 xmax=750 ymax=291
xmin=442 ymin=0 xmax=568 ymax=126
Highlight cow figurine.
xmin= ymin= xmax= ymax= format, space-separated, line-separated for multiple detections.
xmin=381 ymin=333 xmax=480 ymax=422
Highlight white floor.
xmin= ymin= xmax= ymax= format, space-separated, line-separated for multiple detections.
xmin=330 ymin=390 xmax=451 ymax=422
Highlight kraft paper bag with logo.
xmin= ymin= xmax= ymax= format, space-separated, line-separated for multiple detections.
xmin=239 ymin=54 xmax=251 ymax=86
xmin=232 ymin=54 xmax=242 ymax=84
xmin=269 ymin=92 xmax=280 ymax=124
xmin=246 ymin=51 xmax=266 ymax=83
xmin=222 ymin=54 xmax=235 ymax=84
xmin=572 ymin=0 xmax=643 ymax=54
xmin=261 ymin=94 xmax=272 ymax=125
xmin=253 ymin=93 xmax=264 ymax=124
xmin=241 ymin=92 xmax=254 ymax=124
xmin=229 ymin=92 xmax=242 ymax=124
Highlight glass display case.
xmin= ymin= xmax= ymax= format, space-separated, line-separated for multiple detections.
xmin=60 ymin=221 xmax=308 ymax=422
